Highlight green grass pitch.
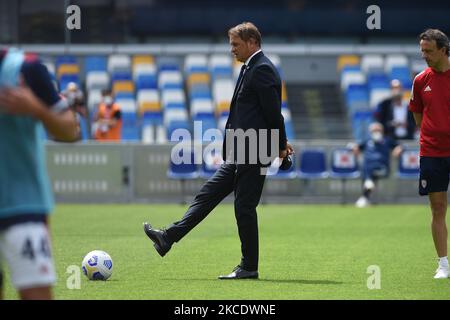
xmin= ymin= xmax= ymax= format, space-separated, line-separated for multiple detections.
xmin=3 ymin=204 xmax=450 ymax=299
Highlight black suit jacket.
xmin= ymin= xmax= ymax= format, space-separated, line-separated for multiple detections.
xmin=374 ymin=97 xmax=416 ymax=140
xmin=222 ymin=51 xmax=287 ymax=165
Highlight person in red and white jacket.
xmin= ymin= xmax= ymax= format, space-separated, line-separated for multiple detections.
xmin=409 ymin=29 xmax=450 ymax=279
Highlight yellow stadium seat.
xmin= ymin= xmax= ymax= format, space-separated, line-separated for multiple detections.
xmin=187 ymin=73 xmax=210 ymax=87
xmin=337 ymin=55 xmax=360 ymax=71
xmin=281 ymin=82 xmax=288 ymax=102
xmin=57 ymin=64 xmax=80 ymax=78
xmin=139 ymin=101 xmax=161 ymax=113
xmin=216 ymin=101 xmax=230 ymax=115
xmin=113 ymin=81 xmax=134 ymax=93
xmin=132 ymin=55 xmax=154 ymax=66
xmin=403 ymin=90 xmax=411 ymax=101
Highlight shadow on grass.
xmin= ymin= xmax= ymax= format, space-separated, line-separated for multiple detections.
xmin=161 ymin=278 xmax=343 ymax=285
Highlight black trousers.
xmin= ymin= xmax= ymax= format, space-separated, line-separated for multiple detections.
xmin=165 ymin=163 xmax=266 ymax=271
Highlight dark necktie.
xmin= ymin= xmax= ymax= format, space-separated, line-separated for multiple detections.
xmin=232 ymin=64 xmax=247 ymax=100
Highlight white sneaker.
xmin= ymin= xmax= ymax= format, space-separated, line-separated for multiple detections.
xmin=355 ymin=196 xmax=370 ymax=208
xmin=363 ymin=179 xmax=375 ymax=190
xmin=434 ymin=266 xmax=449 ymax=279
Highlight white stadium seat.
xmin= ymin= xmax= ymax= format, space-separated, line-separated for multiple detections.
xmin=86 ymin=71 xmax=110 ymax=90
xmin=361 ymin=54 xmax=384 ymax=74
xmin=108 ymin=54 xmax=131 ymax=73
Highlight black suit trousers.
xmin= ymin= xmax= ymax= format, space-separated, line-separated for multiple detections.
xmin=165 ymin=163 xmax=266 ymax=271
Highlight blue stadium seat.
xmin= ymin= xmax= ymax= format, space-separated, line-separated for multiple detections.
xmin=367 ymin=73 xmax=390 ymax=90
xmin=111 ymin=71 xmax=132 ymax=82
xmin=167 ymin=149 xmax=199 ymax=204
xmin=115 ymin=92 xmax=134 ymax=100
xmin=329 ymin=148 xmax=360 ymax=179
xmin=389 ymin=66 xmax=412 ymax=88
xmin=78 ymin=116 xmax=89 ymax=141
xmin=351 ymin=111 xmax=373 ymax=141
xmin=136 ymin=74 xmax=157 ymax=90
xmin=397 ymin=148 xmax=420 ymax=179
xmin=329 ymin=148 xmax=360 ymax=203
xmin=121 ymin=125 xmax=141 ymax=141
xmin=211 ymin=66 xmax=232 ymax=79
xmin=85 ymin=56 xmax=107 ymax=73
xmin=193 ymin=114 xmax=217 ymax=141
xmin=55 ymin=55 xmax=77 ymax=68
xmin=142 ymin=112 xmax=163 ymax=126
xmin=167 ymin=120 xmax=191 ymax=141
xmin=297 ymin=149 xmax=329 ymax=179
xmin=346 ymin=84 xmax=369 ymax=112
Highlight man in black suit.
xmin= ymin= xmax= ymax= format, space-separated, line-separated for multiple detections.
xmin=374 ymin=79 xmax=416 ymax=140
xmin=143 ymin=22 xmax=293 ymax=279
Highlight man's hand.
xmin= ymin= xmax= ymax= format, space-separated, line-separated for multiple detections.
xmin=0 ymin=87 xmax=45 ymax=117
xmin=279 ymin=142 xmax=294 ymax=159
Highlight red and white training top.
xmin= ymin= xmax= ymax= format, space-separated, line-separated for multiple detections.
xmin=409 ymin=67 xmax=450 ymax=157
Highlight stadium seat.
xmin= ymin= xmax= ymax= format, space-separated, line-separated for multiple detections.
xmin=112 ymin=81 xmax=135 ymax=94
xmin=55 ymin=55 xmax=77 ymax=68
xmin=266 ymin=156 xmax=297 ymax=179
xmin=337 ymin=55 xmax=360 ymax=71
xmin=384 ymin=54 xmax=409 ymax=73
xmin=133 ymin=64 xmax=157 ymax=80
xmin=115 ymin=92 xmax=134 ymax=100
xmin=389 ymin=66 xmax=412 ymax=88
xmin=190 ymin=98 xmax=214 ymax=118
xmin=297 ymin=149 xmax=329 ymax=179
xmin=136 ymin=74 xmax=158 ymax=90
xmin=86 ymin=71 xmax=110 ymax=91
xmin=185 ymin=54 xmax=208 ymax=74
xmin=157 ymin=57 xmax=181 ymax=72
xmin=367 ymin=73 xmax=390 ymax=90
xmin=193 ymin=114 xmax=217 ymax=142
xmin=397 ymin=149 xmax=420 ymax=179
xmin=167 ymin=120 xmax=191 ymax=141
xmin=167 ymin=150 xmax=198 ymax=204
xmin=341 ymin=70 xmax=366 ymax=91
xmin=361 ymin=54 xmax=384 ymax=74
xmin=141 ymin=124 xmax=155 ymax=144
xmin=132 ymin=55 xmax=155 ymax=67
xmin=111 ymin=71 xmax=132 ymax=82
xmin=108 ymin=54 xmax=131 ymax=73
xmin=85 ymin=56 xmax=107 ymax=73
xmin=162 ymin=89 xmax=186 ymax=109
xmin=346 ymin=84 xmax=370 ymax=112
xmin=57 ymin=64 xmax=80 ymax=78
xmin=329 ymin=148 xmax=360 ymax=203
xmin=159 ymin=70 xmax=183 ymax=90
xmin=87 ymin=89 xmax=103 ymax=112
xmin=209 ymin=54 xmax=232 ymax=79
xmin=137 ymin=89 xmax=160 ymax=113
xmin=351 ymin=111 xmax=373 ymax=141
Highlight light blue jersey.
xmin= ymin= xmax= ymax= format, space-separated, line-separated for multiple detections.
xmin=0 ymin=49 xmax=54 ymax=218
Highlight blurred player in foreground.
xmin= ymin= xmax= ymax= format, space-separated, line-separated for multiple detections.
xmin=0 ymin=48 xmax=79 ymax=299
xmin=409 ymin=29 xmax=450 ymax=279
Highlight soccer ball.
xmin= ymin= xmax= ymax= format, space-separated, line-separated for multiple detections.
xmin=81 ymin=250 xmax=113 ymax=280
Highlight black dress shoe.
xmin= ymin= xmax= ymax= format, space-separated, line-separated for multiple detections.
xmin=143 ymin=222 xmax=172 ymax=257
xmin=218 ymin=266 xmax=259 ymax=280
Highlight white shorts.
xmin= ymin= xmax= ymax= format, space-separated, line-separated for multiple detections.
xmin=0 ymin=221 xmax=56 ymax=290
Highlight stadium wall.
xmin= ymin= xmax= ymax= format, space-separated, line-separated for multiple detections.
xmin=47 ymin=141 xmax=428 ymax=205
